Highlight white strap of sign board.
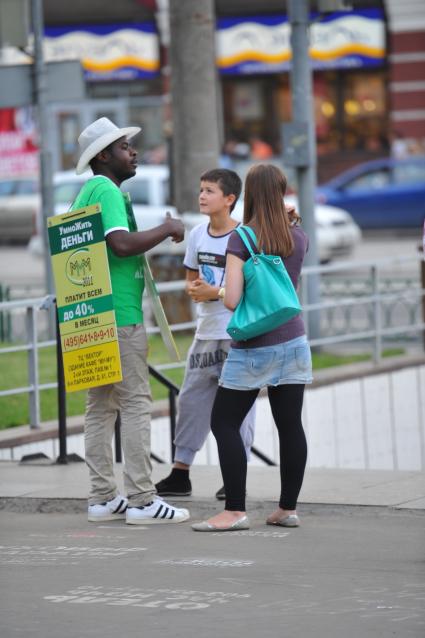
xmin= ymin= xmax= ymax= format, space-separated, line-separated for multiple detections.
xmin=141 ymin=255 xmax=180 ymax=362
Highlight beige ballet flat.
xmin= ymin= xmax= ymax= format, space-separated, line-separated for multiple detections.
xmin=267 ymin=514 xmax=300 ymax=528
xmin=192 ymin=515 xmax=250 ymax=532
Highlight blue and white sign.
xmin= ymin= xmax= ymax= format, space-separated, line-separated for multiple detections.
xmin=37 ymin=10 xmax=385 ymax=81
xmin=216 ymin=9 xmax=386 ymax=75
xmin=44 ymin=23 xmax=160 ymax=81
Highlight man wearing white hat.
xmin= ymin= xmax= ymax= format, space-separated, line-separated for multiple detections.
xmin=72 ymin=117 xmax=190 ymax=525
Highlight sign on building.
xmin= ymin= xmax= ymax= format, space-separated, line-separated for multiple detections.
xmin=44 ymin=23 xmax=159 ymax=81
xmin=216 ymin=8 xmax=386 ymax=74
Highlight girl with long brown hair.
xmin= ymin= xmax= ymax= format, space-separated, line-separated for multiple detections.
xmin=192 ymin=164 xmax=313 ymax=532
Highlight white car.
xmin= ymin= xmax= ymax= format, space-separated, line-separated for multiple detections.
xmin=307 ymin=199 xmax=362 ymax=262
xmin=286 ymin=195 xmax=361 ymax=263
xmin=28 ymin=166 xmax=184 ymax=257
xmin=29 ymin=165 xmax=361 ymax=263
xmin=0 ymin=177 xmax=39 ymax=243
xmin=185 ymin=195 xmax=361 ymax=263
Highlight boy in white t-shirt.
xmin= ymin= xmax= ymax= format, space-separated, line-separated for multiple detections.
xmin=156 ymin=169 xmax=255 ymax=499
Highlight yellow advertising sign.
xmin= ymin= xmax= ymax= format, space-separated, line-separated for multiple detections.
xmin=48 ymin=203 xmax=122 ymax=392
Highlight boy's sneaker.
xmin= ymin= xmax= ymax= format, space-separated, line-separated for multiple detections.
xmin=126 ymin=496 xmax=190 ymax=525
xmin=88 ymin=494 xmax=128 ymax=522
xmin=215 ymin=485 xmax=226 ymax=500
xmin=155 ymin=472 xmax=192 ymax=497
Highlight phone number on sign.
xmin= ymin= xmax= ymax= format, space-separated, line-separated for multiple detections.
xmin=63 ymin=327 xmax=115 ymax=350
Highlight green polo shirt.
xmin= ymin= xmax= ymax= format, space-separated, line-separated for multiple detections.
xmin=71 ymin=176 xmax=144 ymax=327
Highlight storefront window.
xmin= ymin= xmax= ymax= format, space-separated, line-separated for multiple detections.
xmin=233 ymin=82 xmax=264 ymax=121
xmin=342 ymin=73 xmax=387 ymax=153
xmin=276 ymin=69 xmax=388 ymax=158
xmin=223 ymin=79 xmax=280 ymax=157
xmin=222 ymin=65 xmax=388 ymax=170
xmin=128 ymin=102 xmax=165 ymax=163
xmin=314 ymin=75 xmax=339 ymax=156
xmin=58 ymin=113 xmax=80 ymax=170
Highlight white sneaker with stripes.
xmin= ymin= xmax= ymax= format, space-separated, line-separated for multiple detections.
xmin=126 ymin=496 xmax=190 ymax=525
xmin=88 ymin=494 xmax=128 ymax=522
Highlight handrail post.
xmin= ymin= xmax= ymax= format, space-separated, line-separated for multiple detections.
xmin=251 ymin=445 xmax=277 ymax=466
xmin=168 ymin=388 xmax=177 ymax=462
xmin=372 ymin=264 xmax=382 ymax=365
xmin=147 ymin=365 xmax=180 ymax=464
xmin=56 ymin=306 xmax=68 ymax=464
xmin=420 ymin=253 xmax=425 ymax=351
xmin=300 ymin=270 xmax=309 ymax=338
xmin=26 ymin=305 xmax=40 ymax=428
xmin=0 ymin=284 xmax=3 ymax=341
xmin=114 ymin=412 xmax=122 ymax=463
xmin=6 ymin=286 xmax=11 ymax=341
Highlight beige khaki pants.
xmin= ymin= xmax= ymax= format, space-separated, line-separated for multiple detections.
xmin=85 ymin=324 xmax=155 ymax=506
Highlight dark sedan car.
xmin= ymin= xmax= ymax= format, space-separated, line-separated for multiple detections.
xmin=316 ymin=156 xmax=425 ymax=229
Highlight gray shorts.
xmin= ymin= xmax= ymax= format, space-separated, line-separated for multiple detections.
xmin=174 ymin=339 xmax=256 ymax=465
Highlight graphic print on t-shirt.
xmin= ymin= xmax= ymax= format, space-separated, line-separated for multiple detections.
xmin=184 ymin=223 xmax=233 ymax=339
xmin=201 ymin=265 xmax=214 ymax=285
xmin=198 ymin=252 xmax=226 ymax=287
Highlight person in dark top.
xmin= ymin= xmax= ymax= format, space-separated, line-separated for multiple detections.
xmin=192 ymin=163 xmax=313 ymax=532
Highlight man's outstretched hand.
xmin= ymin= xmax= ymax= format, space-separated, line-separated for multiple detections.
xmin=165 ymin=212 xmax=185 ymax=243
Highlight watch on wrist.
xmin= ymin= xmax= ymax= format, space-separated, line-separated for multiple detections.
xmin=218 ymin=287 xmax=225 ymax=299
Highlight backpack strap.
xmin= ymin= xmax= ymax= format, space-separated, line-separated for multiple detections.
xmin=235 ymin=226 xmax=260 ymax=258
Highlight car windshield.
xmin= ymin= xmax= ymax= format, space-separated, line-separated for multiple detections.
xmin=54 ymin=182 xmax=83 ymax=205
xmin=0 ymin=179 xmax=38 ymax=196
xmin=0 ymin=181 xmax=14 ymax=196
xmin=125 ymin=179 xmax=150 ymax=205
xmin=16 ymin=179 xmax=38 ymax=194
xmin=162 ymin=179 xmax=170 ymax=205
xmin=393 ymin=161 xmax=425 ymax=184
xmin=343 ymin=168 xmax=391 ymax=191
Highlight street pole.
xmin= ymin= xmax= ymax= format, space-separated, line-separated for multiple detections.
xmin=155 ymin=0 xmax=174 ymax=204
xmin=168 ymin=0 xmax=220 ymax=212
xmin=31 ymin=0 xmax=55 ymax=317
xmin=287 ymin=0 xmax=321 ymax=340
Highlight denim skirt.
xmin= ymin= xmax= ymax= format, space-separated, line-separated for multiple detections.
xmin=219 ymin=335 xmax=313 ymax=391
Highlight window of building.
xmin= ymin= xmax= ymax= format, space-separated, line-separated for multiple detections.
xmin=276 ymin=69 xmax=388 ymax=157
xmin=223 ymin=78 xmax=279 ymax=156
xmin=58 ymin=113 xmax=81 ymax=171
xmin=342 ymin=72 xmax=388 ymax=153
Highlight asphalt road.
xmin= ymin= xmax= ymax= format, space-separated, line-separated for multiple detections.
xmin=1 ymin=506 xmax=424 ymax=638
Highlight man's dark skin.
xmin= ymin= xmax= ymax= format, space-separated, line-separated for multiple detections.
xmin=90 ymin=135 xmax=184 ymax=257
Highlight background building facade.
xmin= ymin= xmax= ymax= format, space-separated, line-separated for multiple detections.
xmin=1 ymin=0 xmax=424 ymax=181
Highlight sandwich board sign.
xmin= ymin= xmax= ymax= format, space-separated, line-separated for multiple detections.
xmin=48 ymin=203 xmax=122 ymax=392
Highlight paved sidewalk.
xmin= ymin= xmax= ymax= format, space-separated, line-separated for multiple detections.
xmin=1 ymin=460 xmax=424 ymax=514
xmin=1 ymin=461 xmax=424 ymax=638
xmin=1 ymin=476 xmax=425 ymax=638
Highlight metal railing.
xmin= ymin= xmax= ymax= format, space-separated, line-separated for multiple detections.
xmin=0 ymin=284 xmax=11 ymax=342
xmin=1 ymin=253 xmax=424 ymax=433
xmin=300 ymin=254 xmax=425 ymax=364
xmin=0 ymin=295 xmax=57 ymax=427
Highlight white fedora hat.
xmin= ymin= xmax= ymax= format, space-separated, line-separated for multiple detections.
xmin=76 ymin=117 xmax=141 ymax=175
